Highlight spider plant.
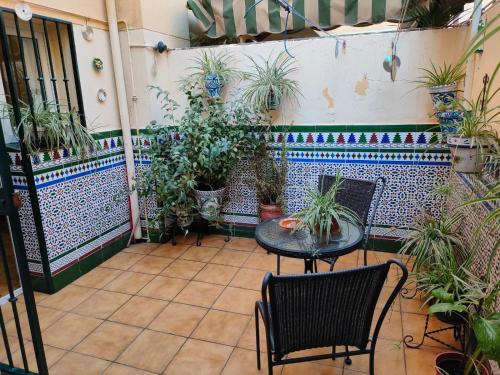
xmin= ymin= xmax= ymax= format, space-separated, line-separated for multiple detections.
xmin=2 ymin=95 xmax=97 ymax=156
xmin=242 ymin=52 xmax=301 ymax=112
xmin=416 ymin=61 xmax=465 ymax=88
xmin=182 ymin=50 xmax=242 ymax=90
xmin=293 ymin=171 xmax=360 ymax=244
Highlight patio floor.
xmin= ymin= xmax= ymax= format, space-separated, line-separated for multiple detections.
xmin=3 ymin=235 xmax=460 ymax=374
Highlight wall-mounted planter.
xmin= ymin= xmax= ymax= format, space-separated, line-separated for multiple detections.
xmin=205 ymin=74 xmax=224 ymax=98
xmin=267 ymin=91 xmax=281 ymax=110
xmin=436 ymin=111 xmax=462 ymax=137
xmin=447 ymin=136 xmax=481 ymax=173
xmin=429 ymin=83 xmax=457 ymax=111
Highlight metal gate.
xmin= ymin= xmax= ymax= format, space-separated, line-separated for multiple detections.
xmin=0 ymin=125 xmax=48 ymax=375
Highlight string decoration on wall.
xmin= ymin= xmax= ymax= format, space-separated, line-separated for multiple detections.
xmin=244 ymin=0 xmax=346 ymax=59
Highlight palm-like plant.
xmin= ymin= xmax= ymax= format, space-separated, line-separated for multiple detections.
xmin=242 ymin=52 xmax=301 ymax=112
xmin=416 ymin=61 xmax=465 ymax=88
xmin=293 ymin=171 xmax=360 ymax=244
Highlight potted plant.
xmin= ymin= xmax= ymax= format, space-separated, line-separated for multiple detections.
xmin=2 ymin=95 xmax=97 ymax=156
xmin=292 ymin=171 xmax=361 ymax=244
xmin=139 ymin=85 xmax=262 ymax=235
xmin=446 ymin=64 xmax=499 ymax=174
xmin=183 ymin=50 xmax=241 ymax=98
xmin=242 ymin=52 xmax=301 ymax=112
xmin=429 ymin=260 xmax=499 ymax=375
xmin=247 ymin=138 xmax=288 ymax=221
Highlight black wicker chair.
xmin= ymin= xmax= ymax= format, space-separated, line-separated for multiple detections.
xmin=318 ymin=175 xmax=386 ymax=269
xmin=255 ymin=259 xmax=407 ymax=375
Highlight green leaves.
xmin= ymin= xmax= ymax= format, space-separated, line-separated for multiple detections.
xmin=473 ymin=313 xmax=500 ymax=362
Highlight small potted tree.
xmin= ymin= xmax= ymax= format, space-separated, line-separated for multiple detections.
xmin=242 ymin=52 xmax=301 ymax=112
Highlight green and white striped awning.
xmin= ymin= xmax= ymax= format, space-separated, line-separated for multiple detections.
xmin=188 ymin=0 xmax=405 ymax=38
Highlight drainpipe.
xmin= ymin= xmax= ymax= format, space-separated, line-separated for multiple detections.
xmin=105 ymin=0 xmax=142 ymax=240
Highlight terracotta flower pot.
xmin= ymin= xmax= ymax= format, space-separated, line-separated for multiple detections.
xmin=259 ymin=203 xmax=282 ymax=221
xmin=435 ymin=351 xmax=491 ymax=375
xmin=315 ymin=218 xmax=340 ymax=239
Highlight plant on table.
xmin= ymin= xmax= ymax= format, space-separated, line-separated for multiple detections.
xmin=242 ymin=51 xmax=301 ymax=113
xmin=292 ymin=171 xmax=361 ymax=244
xmin=1 ymin=95 xmax=97 ymax=156
xmin=182 ymin=50 xmax=242 ymax=98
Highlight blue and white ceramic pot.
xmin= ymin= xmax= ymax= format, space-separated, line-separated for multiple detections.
xmin=447 ymin=136 xmax=480 ymax=173
xmin=193 ymin=187 xmax=226 ymax=220
xmin=436 ymin=111 xmax=463 ymax=137
xmin=428 ymin=83 xmax=457 ymax=111
xmin=267 ymin=90 xmax=281 ymax=110
xmin=205 ymin=74 xmax=224 ymax=98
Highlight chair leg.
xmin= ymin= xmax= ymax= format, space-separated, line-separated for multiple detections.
xmin=344 ymin=345 xmax=352 ymax=365
xmin=267 ymin=351 xmax=273 ymax=375
xmin=369 ymin=347 xmax=375 ymax=375
xmin=331 ymin=345 xmax=336 ymax=361
xmin=255 ymin=304 xmax=261 ymax=370
xmin=329 ymin=257 xmax=338 ymax=271
xmin=276 ymin=255 xmax=280 ymax=275
xmin=363 ymin=248 xmax=368 ymax=266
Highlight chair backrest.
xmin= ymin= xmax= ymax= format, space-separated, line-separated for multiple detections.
xmin=318 ymin=175 xmax=378 ymax=225
xmin=262 ymin=260 xmax=407 ymax=358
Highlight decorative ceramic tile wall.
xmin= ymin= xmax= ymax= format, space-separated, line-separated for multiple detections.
xmin=9 ymin=131 xmax=131 ymax=278
xmin=134 ymin=124 xmax=451 ymax=241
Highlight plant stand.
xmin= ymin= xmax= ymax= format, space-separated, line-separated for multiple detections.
xmin=191 ymin=216 xmax=230 ymax=247
xmin=403 ymin=314 xmax=465 ymax=352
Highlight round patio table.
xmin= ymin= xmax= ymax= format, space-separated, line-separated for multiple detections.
xmin=255 ymin=216 xmax=364 ymax=274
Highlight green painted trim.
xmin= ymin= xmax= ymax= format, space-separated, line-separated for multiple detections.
xmin=49 ymin=221 xmax=130 ymax=263
xmin=46 ymin=233 xmax=129 ymax=293
xmin=366 ymin=237 xmax=402 ymax=253
xmin=31 ymin=150 xmax=125 ymax=175
xmin=276 ymin=147 xmax=449 ymax=153
xmin=30 ymin=274 xmax=51 ymax=294
xmin=91 ymin=129 xmax=122 ymax=140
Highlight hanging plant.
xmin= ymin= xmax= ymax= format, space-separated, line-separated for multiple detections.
xmin=92 ymin=57 xmax=104 ymax=72
xmin=243 ymin=51 xmax=301 ymax=113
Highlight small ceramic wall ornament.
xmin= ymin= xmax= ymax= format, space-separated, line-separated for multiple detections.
xmin=93 ymin=58 xmax=103 ymax=72
xmin=97 ymin=88 xmax=107 ymax=102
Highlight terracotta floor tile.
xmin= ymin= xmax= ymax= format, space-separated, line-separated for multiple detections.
xmin=173 ymin=281 xmax=224 ymax=308
xmin=194 ymin=264 xmax=239 ymax=285
xmin=161 ymin=259 xmax=206 ymax=279
xmin=109 ymin=296 xmax=167 ymax=327
xmin=39 ymin=285 xmax=95 ymax=311
xmin=377 ymin=286 xmax=401 ymax=311
xmin=11 ymin=343 xmax=66 ymax=370
xmin=230 ymin=268 xmax=268 ymax=291
xmin=210 ymin=248 xmax=251 ymax=267
xmin=123 ymin=242 xmax=160 ymax=255
xmin=192 ymin=310 xmax=250 ymax=346
xmin=164 ymin=339 xmax=232 ymax=375
xmin=402 ymin=312 xmax=458 ymax=349
xmin=405 ymin=345 xmax=441 ymax=375
xmin=224 ymin=237 xmax=257 ymax=251
xmin=101 ymin=252 xmax=144 ymax=270
xmin=103 ymin=363 xmax=156 ymax=375
xmin=243 ymin=253 xmax=277 ymax=272
xmin=148 ymin=302 xmax=207 ymax=337
xmin=129 ymin=255 xmax=174 ymax=274
xmin=281 ymin=362 xmax=343 ymax=375
xmin=181 ymin=246 xmax=220 ymax=262
xmin=6 ymin=306 xmax=64 ymax=339
xmin=72 ymin=290 xmax=131 ymax=319
xmin=372 ymin=307 xmax=403 ymax=341
xmin=43 ymin=313 xmax=102 ymax=350
xmin=199 ymin=234 xmax=229 ymax=248
xmin=150 ymin=243 xmax=190 ymax=258
xmin=213 ymin=287 xmax=261 ymax=315
xmin=102 ymin=271 xmax=154 ymax=295
xmin=138 ymin=275 xmax=188 ymax=301
xmin=49 ymin=352 xmax=110 ymax=375
xmin=74 ymin=321 xmax=141 ymax=361
xmin=73 ymin=267 xmax=122 ymax=289
xmin=117 ymin=329 xmax=185 ymax=373
xmin=400 ymin=291 xmax=428 ymax=315
xmin=337 ymin=250 xmax=359 ymax=265
xmin=346 ymin=338 xmax=404 ymax=374
xmin=222 ymin=348 xmax=280 ymax=375
xmin=280 ymin=257 xmax=306 ymax=274
xmin=1 ymin=300 xmax=26 ymax=323
xmin=237 ymin=316 xmax=267 ymax=353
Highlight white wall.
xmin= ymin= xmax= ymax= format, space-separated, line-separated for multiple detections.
xmin=137 ymin=27 xmax=469 ymax=127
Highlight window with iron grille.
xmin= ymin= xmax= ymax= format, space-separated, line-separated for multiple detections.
xmin=0 ymin=8 xmax=85 ymax=146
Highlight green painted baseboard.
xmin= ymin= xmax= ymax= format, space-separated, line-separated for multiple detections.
xmin=31 ymin=232 xmax=130 ymax=294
